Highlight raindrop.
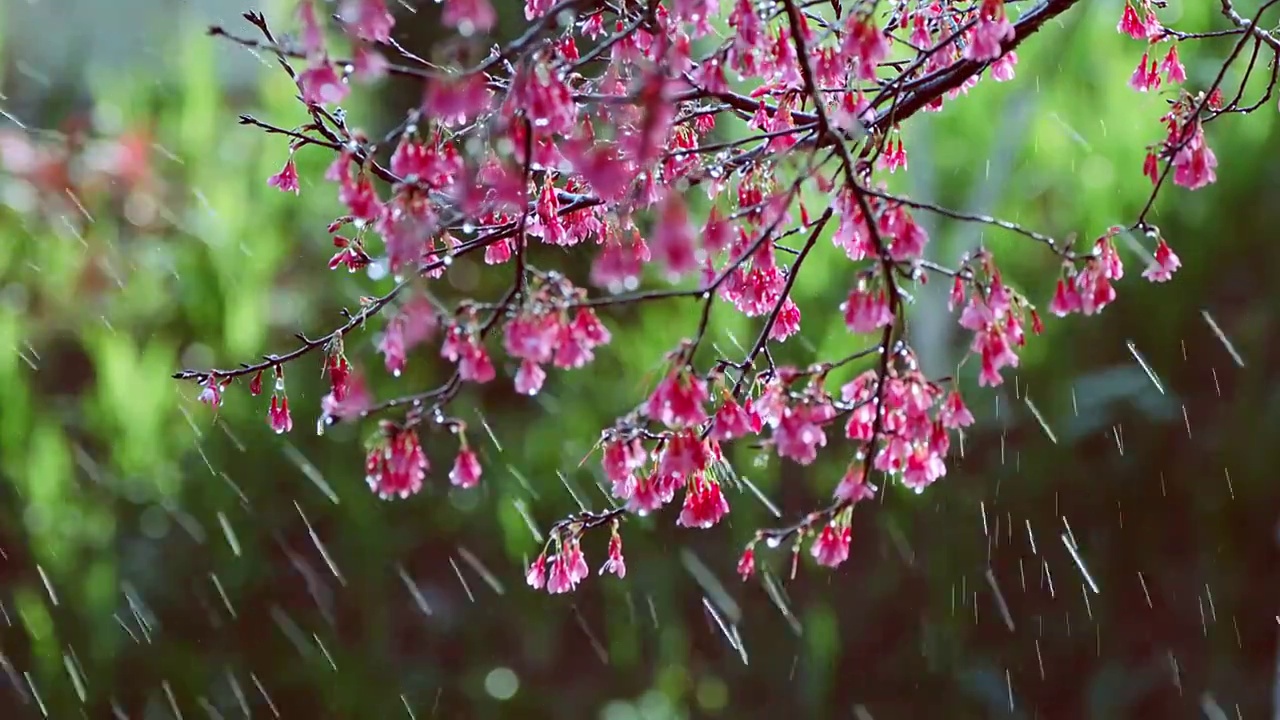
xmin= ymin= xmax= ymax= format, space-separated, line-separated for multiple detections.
xmin=397 ymin=566 xmax=433 ymax=617
xmin=36 ymin=565 xmax=58 ymax=607
xmin=25 ymin=672 xmax=47 ymax=718
xmin=250 ymin=672 xmax=280 ymax=718
xmin=210 ymin=574 xmax=236 ymax=619
xmin=1202 ymin=310 xmax=1245 ymax=367
xmin=163 ymin=680 xmax=184 ymax=720
xmin=449 ymin=557 xmax=476 ymax=603
xmin=1061 ymin=532 xmax=1100 ymax=594
xmin=282 ymin=443 xmax=340 ymax=504
xmin=571 ymin=605 xmax=609 ymax=664
xmin=457 ymin=546 xmax=506 ymax=596
xmin=295 ymin=502 xmax=345 ymax=586
xmin=62 ymin=653 xmax=86 ymax=703
xmin=315 ymin=634 xmax=338 ymax=671
xmin=217 ymin=512 xmax=241 ymax=557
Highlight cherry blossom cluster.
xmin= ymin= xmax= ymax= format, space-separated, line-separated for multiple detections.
xmin=171 ymin=0 xmax=1280 ymax=595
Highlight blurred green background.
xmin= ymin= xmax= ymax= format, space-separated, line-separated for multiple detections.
xmin=2 ymin=0 xmax=1279 ymax=718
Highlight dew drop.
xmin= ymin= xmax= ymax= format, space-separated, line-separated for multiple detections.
xmin=765 ymin=536 xmax=782 ymax=549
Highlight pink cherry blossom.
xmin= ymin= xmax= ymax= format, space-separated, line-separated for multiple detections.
xmin=737 ymin=546 xmax=756 ymax=581
xmin=365 ymin=422 xmax=428 ymax=499
xmin=449 ymin=446 xmax=482 ymax=489
xmin=443 ymin=0 xmax=495 ymax=34
xmin=298 ymin=61 xmax=348 ymax=106
xmin=1143 ymin=238 xmax=1181 ymax=282
xmin=600 ymin=533 xmax=627 ymax=578
xmin=267 ymin=157 xmax=299 ymax=194
xmin=965 ymin=0 xmax=1015 ymax=62
xmin=811 ymin=524 xmax=852 ymax=568
xmin=677 ymin=475 xmax=730 ymax=529
xmin=182 ymin=0 xmax=1237 ymax=597
xmin=268 ymin=394 xmax=293 ymax=434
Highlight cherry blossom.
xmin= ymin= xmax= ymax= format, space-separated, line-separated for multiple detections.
xmin=449 ymin=444 xmax=483 ymax=489
xmin=267 ymin=156 xmax=300 ymax=194
xmin=811 ymin=522 xmax=852 ymax=568
xmin=176 ymin=0 xmax=1256 ymax=596
xmin=1143 ymin=238 xmax=1182 ymax=283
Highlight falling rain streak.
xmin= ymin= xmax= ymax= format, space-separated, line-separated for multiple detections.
xmin=35 ymin=565 xmax=58 ymax=607
xmin=281 ymin=442 xmax=340 ymax=504
xmin=397 ymin=565 xmax=434 ymax=617
xmin=984 ymin=568 xmax=1015 ymax=632
xmin=295 ymin=502 xmax=346 ymax=586
xmin=1061 ymin=533 xmax=1100 ymax=595
xmin=1024 ymin=396 xmax=1058 ymax=444
xmin=217 ymin=511 xmax=241 ymax=556
xmin=761 ymin=569 xmax=804 ymax=636
xmin=701 ymin=597 xmax=748 ymax=665
xmin=571 ymin=605 xmax=609 ymax=665
xmin=63 ymin=652 xmax=86 ymax=703
xmin=25 ymin=672 xmax=47 ymax=718
xmin=1201 ymin=310 xmax=1245 ymax=367
xmin=449 ymin=557 xmax=477 ymax=603
xmin=1125 ymin=340 xmax=1165 ymax=394
xmin=250 ymin=672 xmax=280 ymax=717
xmin=457 ymin=546 xmax=506 ymax=595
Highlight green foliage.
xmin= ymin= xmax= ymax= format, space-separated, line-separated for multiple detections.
xmin=2 ymin=2 xmax=1280 ymax=717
